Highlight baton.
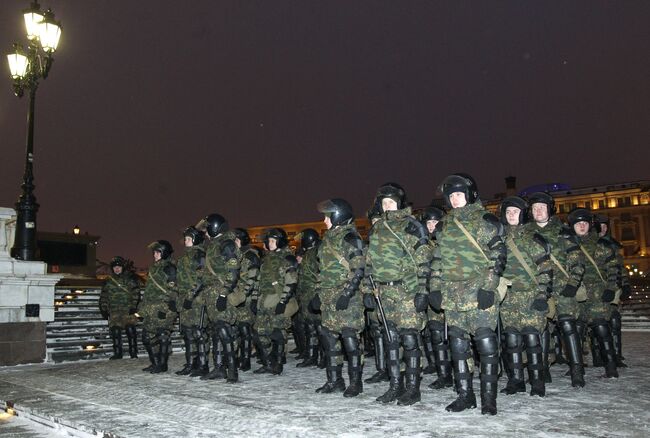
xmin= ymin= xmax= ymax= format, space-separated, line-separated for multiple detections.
xmin=368 ymin=275 xmax=392 ymax=343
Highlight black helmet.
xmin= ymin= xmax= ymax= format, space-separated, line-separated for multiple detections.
xmin=110 ymin=256 xmax=126 ymax=268
xmin=439 ymin=173 xmax=479 ymax=207
xmin=233 ymin=228 xmax=251 ymax=246
xmin=527 ymin=192 xmax=556 ymax=217
xmin=264 ymin=228 xmax=288 ymax=249
xmin=298 ymin=228 xmax=320 ymax=250
xmin=420 ymin=206 xmax=445 ymax=223
xmin=148 ymin=240 xmax=174 ymax=259
xmin=567 ymin=208 xmax=593 ymax=228
xmin=201 ymin=213 xmax=228 ymax=238
xmin=500 ymin=196 xmax=529 ymax=225
xmin=183 ymin=226 xmax=204 ymax=246
xmin=317 ymin=198 xmax=355 ymax=227
xmin=375 ymin=182 xmax=407 ymax=210
xmin=593 ymin=214 xmax=610 ymax=235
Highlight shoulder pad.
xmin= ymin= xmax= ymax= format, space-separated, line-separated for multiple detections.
xmin=220 ymin=239 xmax=237 ymax=257
xmin=244 ymin=250 xmax=261 ymax=267
xmin=343 ymin=231 xmax=363 ymax=249
xmin=482 ymin=213 xmax=504 ymax=236
xmin=405 ymin=217 xmax=428 ymax=240
xmin=163 ymin=263 xmax=177 ymax=278
xmin=533 ymin=232 xmax=551 ymax=255
xmin=285 ymin=255 xmax=298 ymax=269
xmin=597 ymin=236 xmax=615 ymax=248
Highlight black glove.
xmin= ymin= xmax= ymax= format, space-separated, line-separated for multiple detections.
xmin=477 ymin=289 xmax=495 ymax=310
xmin=100 ymin=309 xmax=109 ymax=320
xmin=167 ymin=300 xmax=177 ymax=312
xmin=216 ymin=295 xmax=228 ymax=311
xmin=601 ymin=289 xmax=615 ymax=303
xmin=128 ymin=308 xmax=137 ymax=315
xmin=428 ymin=290 xmax=442 ymax=311
xmin=560 ymin=284 xmax=578 ymax=298
xmin=363 ymin=293 xmax=376 ymax=310
xmin=157 ymin=311 xmax=167 ymax=320
xmin=250 ymin=300 xmax=258 ymax=315
xmin=182 ymin=299 xmax=193 ymax=310
xmin=309 ymin=295 xmax=321 ymax=312
xmin=414 ymin=293 xmax=429 ymax=312
xmin=531 ymin=296 xmax=549 ymax=312
xmin=335 ymin=295 xmax=350 ymax=311
xmin=275 ymin=301 xmax=287 ymax=315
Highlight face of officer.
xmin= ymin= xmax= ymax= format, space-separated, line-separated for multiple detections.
xmin=449 ymin=192 xmax=467 ymax=209
xmin=531 ymin=203 xmax=549 ymax=225
xmin=574 ymin=221 xmax=590 ymax=237
xmin=381 ymin=197 xmax=398 ymax=212
xmin=323 ymin=216 xmax=333 ymax=230
xmin=184 ymin=236 xmax=193 ymax=247
xmin=505 ymin=206 xmax=521 ymax=226
xmin=153 ymin=250 xmax=162 ymax=262
xmin=599 ymin=223 xmax=608 ymax=237
xmin=112 ymin=265 xmax=123 ymax=275
xmin=426 ymin=219 xmax=439 ymax=234
xmin=268 ymin=237 xmax=278 ymax=251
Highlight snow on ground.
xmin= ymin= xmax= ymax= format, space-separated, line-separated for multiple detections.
xmin=1 ymin=332 xmax=649 ymax=438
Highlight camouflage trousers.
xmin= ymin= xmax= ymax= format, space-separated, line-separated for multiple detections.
xmin=500 ymin=287 xmax=547 ymax=333
xmin=578 ymin=299 xmax=611 ymax=324
xmin=198 ymin=285 xmax=237 ymax=326
xmin=231 ymin=298 xmax=255 ymax=325
xmin=426 ymin=308 xmax=445 ymax=324
xmin=445 ymin=307 xmax=498 ymax=336
xmin=378 ymin=284 xmax=426 ymax=331
xmin=108 ymin=312 xmax=138 ymax=329
xmin=320 ymin=286 xmax=364 ymax=333
xmin=255 ymin=304 xmax=291 ymax=339
xmin=554 ymin=294 xmax=580 ymax=319
xmin=178 ymin=302 xmax=204 ymax=328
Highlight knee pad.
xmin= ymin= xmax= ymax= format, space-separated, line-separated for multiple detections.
xmin=270 ymin=328 xmax=285 ymax=344
xmin=474 ymin=327 xmax=498 ymax=356
xmin=427 ymin=320 xmax=445 ymax=332
xmin=447 ymin=325 xmax=469 ymax=341
xmin=504 ymin=329 xmax=523 ymax=350
xmin=341 ymin=327 xmax=357 ymax=338
xmin=400 ymin=329 xmax=420 ymax=351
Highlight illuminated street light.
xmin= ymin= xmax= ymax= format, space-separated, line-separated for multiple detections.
xmin=6 ymin=1 xmax=62 ymax=261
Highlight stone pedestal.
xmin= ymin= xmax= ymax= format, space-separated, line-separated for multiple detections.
xmin=0 ymin=207 xmax=62 ymax=366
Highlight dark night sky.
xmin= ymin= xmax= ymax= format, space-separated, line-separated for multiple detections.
xmin=1 ymin=1 xmax=649 ymax=268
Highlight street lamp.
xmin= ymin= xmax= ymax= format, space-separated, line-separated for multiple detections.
xmin=6 ymin=1 xmax=62 ymax=261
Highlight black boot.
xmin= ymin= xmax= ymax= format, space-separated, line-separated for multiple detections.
xmin=500 ymin=329 xmax=525 ymax=395
xmin=192 ymin=327 xmax=209 ymax=376
xmin=523 ymin=328 xmax=546 ymax=397
xmin=109 ymin=327 xmax=123 ymax=360
xmin=125 ymin=325 xmax=138 ymax=358
xmin=610 ymin=310 xmax=627 ymax=367
xmin=220 ymin=325 xmax=239 ymax=383
xmin=575 ymin=319 xmax=588 ymax=364
xmin=202 ymin=329 xmax=226 ymax=379
xmin=342 ymin=331 xmax=363 ymax=397
xmin=428 ymin=322 xmax=453 ymax=389
xmin=376 ymin=327 xmax=404 ymax=403
xmin=238 ymin=323 xmax=252 ymax=371
xmin=176 ymin=327 xmax=194 ymax=375
xmin=422 ymin=327 xmax=436 ymax=375
xmin=559 ymin=315 xmax=585 ymax=388
xmin=297 ymin=321 xmax=319 ymax=367
xmin=475 ymin=327 xmax=498 ymax=415
xmin=365 ymin=326 xmax=389 ymax=383
xmin=541 ymin=327 xmax=552 ymax=383
xmin=316 ymin=329 xmax=346 ymax=393
xmin=151 ymin=331 xmax=171 ymax=373
xmin=141 ymin=330 xmax=156 ymax=372
xmin=290 ymin=315 xmax=306 ymax=356
xmin=270 ymin=329 xmax=285 ymax=375
xmin=445 ymin=332 xmax=477 ymax=412
xmin=397 ymin=330 xmax=421 ymax=406
xmin=590 ymin=328 xmax=604 ymax=367
xmin=551 ymin=324 xmax=567 ymax=365
xmin=592 ymin=320 xmax=619 ymax=378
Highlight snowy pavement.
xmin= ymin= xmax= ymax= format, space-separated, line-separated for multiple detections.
xmin=1 ymin=332 xmax=649 ymax=438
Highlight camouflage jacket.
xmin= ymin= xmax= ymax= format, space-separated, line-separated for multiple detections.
xmin=203 ymin=231 xmax=241 ymax=295
xmin=366 ymin=207 xmax=432 ymax=293
xmin=254 ymin=247 xmax=298 ymax=303
xmin=432 ymin=202 xmax=506 ymax=287
xmin=502 ymin=225 xmax=553 ymax=298
xmin=298 ymin=244 xmax=320 ymax=299
xmin=141 ymin=258 xmax=177 ymax=325
xmin=576 ymin=231 xmax=618 ymax=301
xmin=175 ymin=245 xmax=205 ymax=302
xmin=99 ymin=271 xmax=141 ymax=316
xmin=236 ymin=245 xmax=261 ymax=300
xmin=525 ymin=216 xmax=585 ymax=295
xmin=601 ymin=236 xmax=630 ymax=293
xmin=318 ymin=223 xmax=364 ymax=293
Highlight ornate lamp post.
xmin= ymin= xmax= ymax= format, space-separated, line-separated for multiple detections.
xmin=6 ymin=1 xmax=62 ymax=261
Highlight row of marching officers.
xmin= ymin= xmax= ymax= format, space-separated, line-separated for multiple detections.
xmin=101 ymin=172 xmax=627 ymax=416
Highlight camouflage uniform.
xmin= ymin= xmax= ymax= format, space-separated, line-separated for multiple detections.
xmin=231 ymin=245 xmax=261 ymax=372
xmin=526 ymin=214 xmax=586 ymax=387
xmin=251 ymin=245 xmax=298 ymax=374
xmin=432 ymin=199 xmax=506 ymax=415
xmin=295 ymin=244 xmax=322 ymax=368
xmin=366 ymin=206 xmax=432 ymax=405
xmin=140 ymin=257 xmax=177 ymax=372
xmin=603 ymin=237 xmax=628 ymax=366
xmin=99 ymin=269 xmax=141 ymax=359
xmin=575 ymin=229 xmax=619 ymax=378
xmin=198 ymin=230 xmax=241 ymax=382
xmin=316 ymin=221 xmax=365 ymax=396
xmin=174 ymin=244 xmax=206 ymax=375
